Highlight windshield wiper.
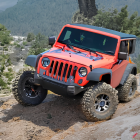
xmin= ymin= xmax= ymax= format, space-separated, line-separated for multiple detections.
xmin=105 ymin=51 xmax=114 ymax=55
xmin=65 ymin=44 xmax=81 ymax=53
xmin=58 ymin=41 xmax=81 ymax=53
xmin=84 ymin=48 xmax=102 ymax=57
xmin=66 ymin=44 xmax=74 ymax=50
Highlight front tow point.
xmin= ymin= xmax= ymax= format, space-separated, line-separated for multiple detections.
xmin=67 ymin=86 xmax=75 ymax=93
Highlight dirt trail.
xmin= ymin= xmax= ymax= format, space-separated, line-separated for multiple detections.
xmin=0 ymin=76 xmax=140 ymax=140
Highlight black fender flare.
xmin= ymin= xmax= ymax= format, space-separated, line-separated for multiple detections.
xmin=120 ymin=63 xmax=137 ymax=85
xmin=87 ymin=68 xmax=112 ymax=81
xmin=25 ymin=54 xmax=42 ymax=68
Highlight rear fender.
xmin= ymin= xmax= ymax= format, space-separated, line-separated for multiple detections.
xmin=120 ymin=63 xmax=137 ymax=85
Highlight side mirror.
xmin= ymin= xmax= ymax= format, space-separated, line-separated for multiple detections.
xmin=49 ymin=36 xmax=56 ymax=45
xmin=118 ymin=52 xmax=127 ymax=60
xmin=120 ymin=41 xmax=128 ymax=53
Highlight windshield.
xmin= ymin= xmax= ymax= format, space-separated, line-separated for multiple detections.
xmin=58 ymin=27 xmax=118 ymax=55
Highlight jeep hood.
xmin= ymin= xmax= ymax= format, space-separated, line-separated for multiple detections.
xmin=41 ymin=48 xmax=115 ymax=68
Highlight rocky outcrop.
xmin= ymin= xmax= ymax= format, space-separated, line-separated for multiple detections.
xmin=78 ymin=0 xmax=97 ymax=18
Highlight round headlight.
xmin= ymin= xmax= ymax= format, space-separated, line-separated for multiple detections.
xmin=42 ymin=57 xmax=50 ymax=67
xmin=79 ymin=67 xmax=87 ymax=77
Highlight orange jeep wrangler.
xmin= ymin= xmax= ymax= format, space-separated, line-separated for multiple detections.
xmin=12 ymin=24 xmax=137 ymax=121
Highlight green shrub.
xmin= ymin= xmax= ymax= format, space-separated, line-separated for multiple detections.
xmin=3 ymin=72 xmax=12 ymax=78
xmin=0 ymin=66 xmax=5 ymax=73
xmin=28 ymin=33 xmax=49 ymax=55
xmin=0 ymin=78 xmax=6 ymax=88
xmin=1 ymin=42 xmax=4 ymax=46
xmin=14 ymin=42 xmax=17 ymax=45
xmin=7 ymin=82 xmax=11 ymax=85
xmin=8 ymin=76 xmax=14 ymax=82
xmin=3 ymin=54 xmax=9 ymax=59
xmin=23 ymin=41 xmax=27 ymax=46
xmin=3 ymin=72 xmax=14 ymax=82
xmin=8 ymin=68 xmax=13 ymax=72
xmin=7 ymin=59 xmax=11 ymax=65
xmin=27 ymin=33 xmax=35 ymax=42
xmin=0 ymin=56 xmax=3 ymax=61
xmin=21 ymin=46 xmax=24 ymax=49
xmin=4 ymin=48 xmax=8 ymax=51
xmin=16 ymin=44 xmax=21 ymax=48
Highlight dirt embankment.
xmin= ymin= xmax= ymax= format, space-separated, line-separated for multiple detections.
xmin=0 ymin=75 xmax=140 ymax=140
xmin=0 ymin=91 xmax=140 ymax=140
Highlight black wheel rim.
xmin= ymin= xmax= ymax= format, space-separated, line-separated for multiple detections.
xmin=128 ymin=80 xmax=137 ymax=97
xmin=94 ymin=94 xmax=110 ymax=112
xmin=23 ymin=77 xmax=40 ymax=98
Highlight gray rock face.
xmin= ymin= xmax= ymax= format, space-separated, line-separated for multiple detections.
xmin=78 ymin=0 xmax=97 ymax=18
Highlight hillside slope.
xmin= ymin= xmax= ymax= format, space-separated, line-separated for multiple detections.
xmin=0 ymin=0 xmax=78 ymax=36
xmin=97 ymin=0 xmax=140 ymax=16
xmin=0 ymin=0 xmax=140 ymax=36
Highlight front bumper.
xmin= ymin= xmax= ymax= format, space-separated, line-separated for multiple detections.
xmin=34 ymin=72 xmax=84 ymax=96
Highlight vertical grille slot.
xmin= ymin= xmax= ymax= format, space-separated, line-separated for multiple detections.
xmin=54 ymin=61 xmax=58 ymax=75
xmin=58 ymin=63 xmax=63 ymax=76
xmin=73 ymin=66 xmax=78 ymax=78
xmin=49 ymin=61 xmax=54 ymax=73
xmin=67 ymin=65 xmax=72 ymax=79
xmin=63 ymin=64 xmax=68 ymax=79
xmin=54 ymin=62 xmax=61 ymax=79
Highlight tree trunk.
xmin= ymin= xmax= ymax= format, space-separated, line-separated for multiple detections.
xmin=78 ymin=0 xmax=97 ymax=18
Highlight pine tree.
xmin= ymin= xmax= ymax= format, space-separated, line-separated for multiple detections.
xmin=93 ymin=6 xmax=140 ymax=37
xmin=27 ymin=33 xmax=35 ymax=42
xmin=28 ymin=33 xmax=49 ymax=55
xmin=0 ymin=24 xmax=12 ymax=46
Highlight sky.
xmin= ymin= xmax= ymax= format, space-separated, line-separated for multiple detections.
xmin=0 ymin=0 xmax=18 ymax=11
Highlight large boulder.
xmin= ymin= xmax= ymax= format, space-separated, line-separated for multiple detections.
xmin=78 ymin=0 xmax=97 ymax=18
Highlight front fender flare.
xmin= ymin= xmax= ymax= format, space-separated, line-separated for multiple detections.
xmin=87 ymin=68 xmax=112 ymax=81
xmin=25 ymin=54 xmax=42 ymax=68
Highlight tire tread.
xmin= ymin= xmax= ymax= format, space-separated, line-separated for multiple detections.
xmin=81 ymin=82 xmax=118 ymax=121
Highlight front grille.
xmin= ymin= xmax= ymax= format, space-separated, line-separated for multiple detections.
xmin=46 ymin=59 xmax=76 ymax=82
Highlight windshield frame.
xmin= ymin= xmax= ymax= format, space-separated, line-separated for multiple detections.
xmin=56 ymin=25 xmax=120 ymax=56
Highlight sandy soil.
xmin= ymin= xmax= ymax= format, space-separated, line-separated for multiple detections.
xmin=0 ymin=76 xmax=140 ymax=140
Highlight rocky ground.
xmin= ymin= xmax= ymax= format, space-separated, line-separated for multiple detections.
xmin=0 ymin=76 xmax=140 ymax=140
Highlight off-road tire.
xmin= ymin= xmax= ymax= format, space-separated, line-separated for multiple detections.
xmin=81 ymin=82 xmax=118 ymax=122
xmin=12 ymin=71 xmax=47 ymax=106
xmin=117 ymin=74 xmax=137 ymax=102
